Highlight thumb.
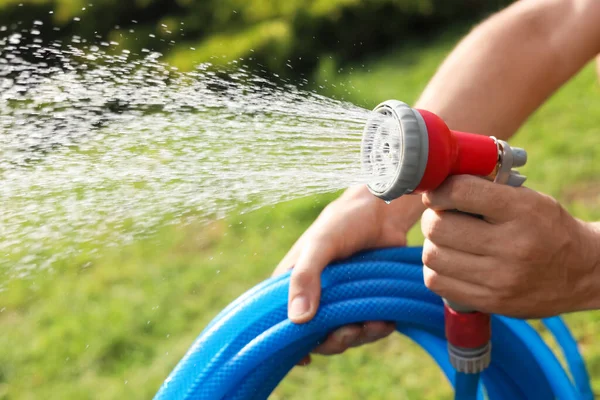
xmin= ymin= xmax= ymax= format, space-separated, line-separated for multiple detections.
xmin=288 ymin=239 xmax=335 ymax=324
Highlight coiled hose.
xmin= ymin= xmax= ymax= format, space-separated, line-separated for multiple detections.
xmin=154 ymin=247 xmax=593 ymax=400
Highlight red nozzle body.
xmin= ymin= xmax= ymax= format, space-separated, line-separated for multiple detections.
xmin=363 ymin=100 xmax=525 ymax=201
xmin=413 ymin=109 xmax=498 ymax=193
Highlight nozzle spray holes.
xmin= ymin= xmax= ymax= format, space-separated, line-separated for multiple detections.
xmin=360 ymin=106 xmax=404 ymax=191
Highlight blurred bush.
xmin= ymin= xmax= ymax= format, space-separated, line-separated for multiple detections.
xmin=0 ymin=0 xmax=513 ymax=74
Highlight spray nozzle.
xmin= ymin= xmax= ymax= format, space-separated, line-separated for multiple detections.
xmin=361 ymin=100 xmax=429 ymax=201
xmin=362 ymin=100 xmax=527 ymax=201
xmin=363 ymin=100 xmax=529 ymax=374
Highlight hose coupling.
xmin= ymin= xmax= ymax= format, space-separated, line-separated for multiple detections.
xmin=444 ymin=301 xmax=491 ymax=373
xmin=490 ymin=137 xmax=527 ymax=187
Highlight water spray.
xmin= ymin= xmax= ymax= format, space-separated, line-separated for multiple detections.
xmin=361 ymin=100 xmax=527 ymax=373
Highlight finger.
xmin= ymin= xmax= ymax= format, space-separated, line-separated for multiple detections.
xmin=421 ymin=208 xmax=500 ymax=255
xmin=296 ymin=355 xmax=311 ymax=366
xmin=313 ymin=324 xmax=363 ymax=355
xmin=422 ymin=175 xmax=517 ymax=223
xmin=349 ymin=321 xmax=396 ymax=347
xmin=422 ymin=239 xmax=495 ymax=286
xmin=423 ymin=266 xmax=493 ymax=312
xmin=288 ymin=238 xmax=335 ymax=323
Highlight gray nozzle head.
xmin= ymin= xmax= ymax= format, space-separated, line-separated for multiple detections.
xmin=361 ymin=100 xmax=429 ymax=202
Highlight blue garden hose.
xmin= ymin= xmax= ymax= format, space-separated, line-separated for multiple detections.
xmin=154 ymin=247 xmax=593 ymax=400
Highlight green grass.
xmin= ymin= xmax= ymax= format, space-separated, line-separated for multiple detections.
xmin=1 ymin=33 xmax=600 ymax=399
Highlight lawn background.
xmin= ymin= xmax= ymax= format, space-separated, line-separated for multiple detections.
xmin=1 ymin=6 xmax=600 ymax=400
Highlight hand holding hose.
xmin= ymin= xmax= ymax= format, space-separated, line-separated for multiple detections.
xmin=273 ymin=185 xmax=424 ymax=360
xmin=421 ymin=174 xmax=600 ymax=318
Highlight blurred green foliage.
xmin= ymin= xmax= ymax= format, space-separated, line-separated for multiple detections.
xmin=0 ymin=0 xmax=513 ymax=74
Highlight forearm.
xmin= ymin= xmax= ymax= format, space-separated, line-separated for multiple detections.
xmin=415 ymin=0 xmax=600 ymax=139
xmin=351 ymin=0 xmax=600 ymax=235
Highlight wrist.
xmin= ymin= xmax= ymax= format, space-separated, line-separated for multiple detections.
xmin=379 ymin=194 xmax=425 ymax=243
xmin=339 ymin=186 xmax=425 ymax=246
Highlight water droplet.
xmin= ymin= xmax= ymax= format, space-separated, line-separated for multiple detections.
xmin=8 ymin=33 xmax=21 ymax=45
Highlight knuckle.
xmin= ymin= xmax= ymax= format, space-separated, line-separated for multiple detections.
xmin=516 ymin=189 xmax=550 ymax=218
xmin=544 ymin=194 xmax=566 ymax=221
xmin=421 ymin=210 xmax=444 ymax=241
xmin=423 ymin=268 xmax=441 ymax=291
xmin=292 ymin=268 xmax=317 ymax=288
xmin=422 ymin=240 xmax=441 ymax=267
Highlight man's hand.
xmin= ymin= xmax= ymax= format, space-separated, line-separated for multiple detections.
xmin=273 ymin=185 xmax=424 ymax=362
xmin=421 ymin=175 xmax=600 ymax=318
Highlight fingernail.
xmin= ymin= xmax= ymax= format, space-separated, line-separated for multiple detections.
xmin=335 ymin=327 xmax=356 ymax=346
xmin=290 ymin=295 xmax=310 ymax=319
